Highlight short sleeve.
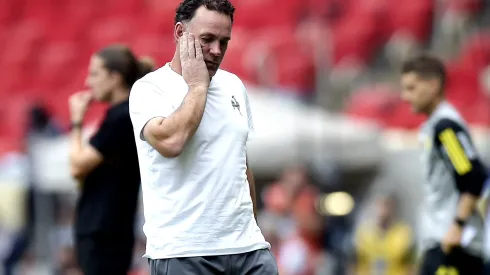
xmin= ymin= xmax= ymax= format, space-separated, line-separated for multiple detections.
xmin=434 ymin=118 xmax=487 ymax=195
xmin=129 ymin=81 xmax=175 ymax=141
xmin=242 ymin=82 xmax=255 ymax=142
xmin=89 ymin=112 xmax=128 ymax=158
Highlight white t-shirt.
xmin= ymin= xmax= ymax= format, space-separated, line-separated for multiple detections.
xmin=129 ymin=63 xmax=270 ymax=259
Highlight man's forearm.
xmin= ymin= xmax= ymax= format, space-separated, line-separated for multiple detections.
xmin=456 ymin=193 xmax=479 ymax=221
xmin=69 ymin=127 xmax=85 ymax=183
xmin=156 ymin=87 xmax=207 ymax=143
xmin=70 ymin=128 xmax=83 ymax=162
xmin=246 ymin=166 xmax=257 ymax=219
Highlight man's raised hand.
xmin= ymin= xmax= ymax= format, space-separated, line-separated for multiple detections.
xmin=180 ymin=32 xmax=210 ymax=91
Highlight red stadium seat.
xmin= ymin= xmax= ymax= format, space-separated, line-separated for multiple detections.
xmin=345 ymin=85 xmax=425 ymax=129
xmin=305 ymin=0 xmax=352 ymax=24
xmin=33 ymin=42 xmax=79 ymax=91
xmin=386 ymin=0 xmax=434 ymax=42
xmin=21 ymin=0 xmax=56 ymax=24
xmin=0 ymin=20 xmax=44 ymax=66
xmin=234 ymin=0 xmax=303 ymax=30
xmin=457 ymin=32 xmax=490 ymax=71
xmin=344 ymin=85 xmax=399 ymax=124
xmin=459 ymin=99 xmax=490 ymax=126
xmin=88 ymin=17 xmax=135 ymax=52
xmin=45 ymin=15 xmax=89 ymax=44
xmin=0 ymin=20 xmax=46 ymax=91
xmin=331 ymin=15 xmax=379 ymax=65
xmin=102 ymin=0 xmax=143 ymax=17
xmin=250 ymin=27 xmax=316 ymax=93
xmin=0 ymin=0 xmax=486 ymax=141
xmin=140 ymin=0 xmax=181 ymax=35
xmin=445 ymin=62 xmax=482 ymax=107
xmin=387 ymin=101 xmax=425 ymax=129
xmin=220 ymin=28 xmax=255 ymax=83
xmin=444 ymin=0 xmax=482 ymax=15
xmin=0 ymin=136 xmax=23 ymax=155
xmin=349 ymin=0 xmax=388 ymax=17
xmin=444 ymin=33 xmax=490 ymax=107
xmin=268 ymin=45 xmax=316 ymax=94
xmin=0 ymin=0 xmax=23 ymax=26
xmin=130 ymin=35 xmax=175 ymax=66
xmin=0 ymin=97 xmax=30 ymax=143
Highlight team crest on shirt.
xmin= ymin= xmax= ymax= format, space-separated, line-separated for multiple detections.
xmin=231 ymin=96 xmax=242 ymax=116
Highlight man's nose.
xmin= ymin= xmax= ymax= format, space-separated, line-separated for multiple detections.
xmin=209 ymin=41 xmax=221 ymax=57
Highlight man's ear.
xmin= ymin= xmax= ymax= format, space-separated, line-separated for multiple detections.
xmin=109 ymin=71 xmax=123 ymax=87
xmin=429 ymin=78 xmax=443 ymax=95
xmin=174 ymin=22 xmax=185 ymax=42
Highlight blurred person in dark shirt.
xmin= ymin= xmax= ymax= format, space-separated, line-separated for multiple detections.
xmin=68 ymin=45 xmax=153 ymax=275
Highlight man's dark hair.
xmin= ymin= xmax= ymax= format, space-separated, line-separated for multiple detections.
xmin=401 ymin=55 xmax=447 ymax=90
xmin=174 ymin=0 xmax=235 ymax=25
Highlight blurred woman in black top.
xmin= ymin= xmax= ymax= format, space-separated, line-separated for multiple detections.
xmin=68 ymin=45 xmax=153 ymax=275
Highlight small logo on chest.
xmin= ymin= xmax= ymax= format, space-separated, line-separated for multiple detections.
xmin=231 ymin=96 xmax=242 ymax=116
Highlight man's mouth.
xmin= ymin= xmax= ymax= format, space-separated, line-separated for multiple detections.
xmin=205 ymin=61 xmax=218 ymax=69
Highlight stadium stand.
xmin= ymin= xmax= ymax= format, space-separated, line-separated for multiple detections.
xmin=0 ymin=0 xmax=488 ymax=155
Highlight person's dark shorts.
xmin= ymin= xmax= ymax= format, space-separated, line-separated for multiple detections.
xmin=149 ymin=248 xmax=278 ymax=275
xmin=420 ymin=245 xmax=483 ymax=275
xmin=76 ymin=232 xmax=134 ymax=275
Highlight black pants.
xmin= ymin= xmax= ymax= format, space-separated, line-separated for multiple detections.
xmin=76 ymin=232 xmax=134 ymax=275
xmin=420 ymin=245 xmax=483 ymax=275
xmin=484 ymin=262 xmax=490 ymax=275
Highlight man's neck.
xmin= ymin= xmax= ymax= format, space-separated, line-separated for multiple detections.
xmin=425 ymin=97 xmax=444 ymax=116
xmin=170 ymin=52 xmax=183 ymax=76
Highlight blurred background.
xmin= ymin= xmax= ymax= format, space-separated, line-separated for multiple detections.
xmin=0 ymin=0 xmax=489 ymax=274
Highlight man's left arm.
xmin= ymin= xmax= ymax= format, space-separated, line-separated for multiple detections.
xmin=434 ymin=119 xmax=487 ymax=230
xmin=68 ymin=92 xmax=104 ymax=182
xmin=69 ymin=124 xmax=103 ymax=181
xmin=246 ymin=159 xmax=257 ymax=220
xmin=242 ymin=80 xmax=257 ymax=220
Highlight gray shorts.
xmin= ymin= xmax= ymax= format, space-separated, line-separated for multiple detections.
xmin=149 ymin=249 xmax=278 ymax=275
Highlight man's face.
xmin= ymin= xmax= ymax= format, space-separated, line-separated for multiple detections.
xmin=400 ymin=72 xmax=440 ymax=114
xmin=85 ymin=55 xmax=118 ymax=102
xmin=178 ymin=6 xmax=232 ymax=77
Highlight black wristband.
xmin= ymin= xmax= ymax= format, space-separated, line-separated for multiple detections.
xmin=70 ymin=122 xmax=83 ymax=130
xmin=455 ymin=217 xmax=466 ymax=227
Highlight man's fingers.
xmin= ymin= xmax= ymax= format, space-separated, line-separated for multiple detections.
xmin=83 ymin=93 xmax=93 ymax=104
xmin=179 ymin=32 xmax=189 ymax=61
xmin=195 ymin=38 xmax=204 ymax=61
xmin=187 ymin=33 xmax=196 ymax=58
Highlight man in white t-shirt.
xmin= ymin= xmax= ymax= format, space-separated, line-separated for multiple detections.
xmin=128 ymin=0 xmax=276 ymax=274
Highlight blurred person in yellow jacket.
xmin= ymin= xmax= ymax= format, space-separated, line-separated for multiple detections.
xmin=352 ymin=193 xmax=416 ymax=275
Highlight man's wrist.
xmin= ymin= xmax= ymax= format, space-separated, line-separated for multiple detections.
xmin=454 ymin=217 xmax=467 ymax=228
xmin=70 ymin=121 xmax=83 ymax=131
xmin=189 ymin=86 xmax=208 ymax=94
